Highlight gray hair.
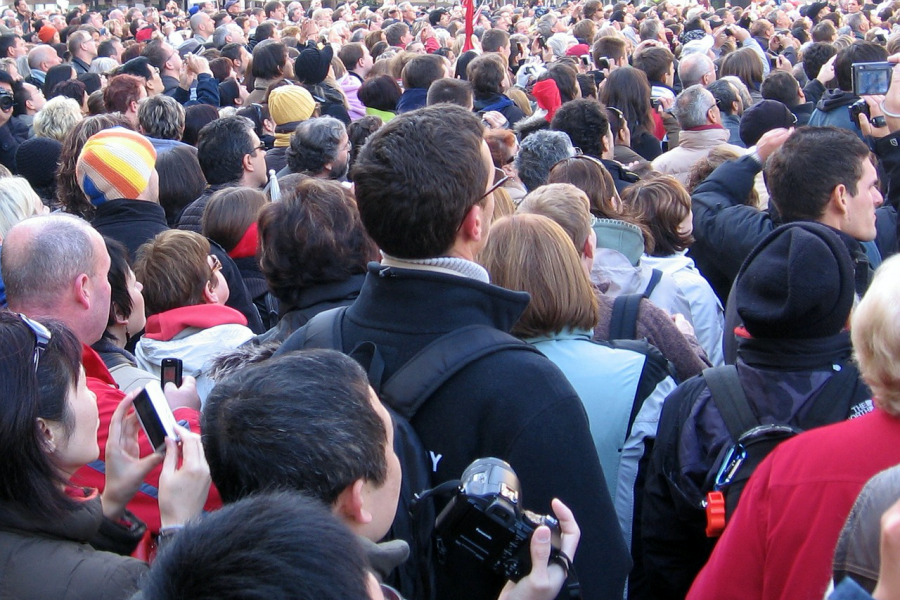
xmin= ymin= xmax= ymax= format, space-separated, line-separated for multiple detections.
xmin=90 ymin=57 xmax=119 ymax=74
xmin=847 ymin=12 xmax=866 ymax=32
xmin=515 ymin=130 xmax=575 ymax=192
xmin=138 ymin=94 xmax=186 ymax=140
xmin=679 ymin=53 xmax=715 ymax=88
xmin=673 ymin=84 xmax=717 ymax=129
xmin=213 ymin=23 xmax=241 ymax=48
xmin=33 ymin=96 xmax=84 ymax=143
xmin=287 ymin=116 xmax=346 ymax=175
xmin=640 ymin=19 xmax=661 ymax=42
xmin=537 ymin=13 xmax=557 ymax=39
xmin=547 ymin=32 xmax=576 ymax=59
xmin=1 ymin=213 xmax=96 ymax=308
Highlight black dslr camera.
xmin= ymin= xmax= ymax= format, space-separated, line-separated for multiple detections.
xmin=433 ymin=458 xmax=562 ymax=581
xmin=0 ymin=89 xmax=13 ymax=112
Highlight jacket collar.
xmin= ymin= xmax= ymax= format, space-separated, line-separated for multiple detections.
xmin=348 ymin=262 xmax=530 ymax=335
xmin=677 ymin=127 xmax=730 ymax=149
xmin=90 ymin=199 xmax=167 ymax=227
xmin=0 ymin=488 xmax=102 ymax=543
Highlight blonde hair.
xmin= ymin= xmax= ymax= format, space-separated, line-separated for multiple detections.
xmin=0 ymin=177 xmax=42 ymax=239
xmin=517 ymin=183 xmax=592 ymax=251
xmin=852 ymin=254 xmax=900 ymax=416
xmin=33 ymin=96 xmax=84 ymax=143
xmin=479 ymin=213 xmax=599 ymax=338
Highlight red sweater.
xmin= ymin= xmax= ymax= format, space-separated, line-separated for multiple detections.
xmin=72 ymin=345 xmax=222 ymax=537
xmin=687 ymin=408 xmax=900 ymax=600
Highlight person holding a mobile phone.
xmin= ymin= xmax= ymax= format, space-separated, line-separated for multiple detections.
xmin=0 ymin=312 xmax=211 ymax=599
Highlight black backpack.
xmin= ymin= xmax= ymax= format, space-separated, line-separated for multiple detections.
xmin=700 ymin=364 xmax=858 ymax=537
xmin=288 ymin=306 xmax=544 ymax=600
xmin=609 ymin=269 xmax=663 ymax=340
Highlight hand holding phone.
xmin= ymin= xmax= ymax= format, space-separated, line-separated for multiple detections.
xmin=161 ymin=357 xmax=183 ymax=388
xmin=133 ymin=380 xmax=180 ymax=453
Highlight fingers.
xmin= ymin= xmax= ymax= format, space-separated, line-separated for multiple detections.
xmin=109 ymin=391 xmax=137 ymax=445
xmin=551 ymin=498 xmax=580 ymax=560
xmin=527 ymin=526 xmax=552 ymax=584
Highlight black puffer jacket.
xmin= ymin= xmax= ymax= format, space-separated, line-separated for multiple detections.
xmin=0 ymin=493 xmax=147 ymax=600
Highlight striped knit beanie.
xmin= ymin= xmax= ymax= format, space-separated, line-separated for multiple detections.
xmin=76 ymin=127 xmax=157 ymax=206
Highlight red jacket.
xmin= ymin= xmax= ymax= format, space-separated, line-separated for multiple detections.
xmin=72 ymin=345 xmax=222 ymax=536
xmin=687 ymin=409 xmax=900 ymax=600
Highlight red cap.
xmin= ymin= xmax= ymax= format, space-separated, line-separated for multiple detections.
xmin=565 ymin=43 xmax=590 ymax=57
xmin=38 ymin=25 xmax=57 ymax=44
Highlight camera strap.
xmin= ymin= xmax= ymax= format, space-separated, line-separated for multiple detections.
xmin=549 ymin=550 xmax=582 ymax=600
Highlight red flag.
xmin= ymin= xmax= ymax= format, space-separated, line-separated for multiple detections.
xmin=463 ymin=0 xmax=475 ymax=51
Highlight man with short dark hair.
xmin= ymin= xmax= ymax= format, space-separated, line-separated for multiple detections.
xmin=481 ymin=28 xmax=511 ymax=57
xmin=11 ymin=79 xmax=44 ymax=135
xmin=808 ymin=41 xmax=886 ymax=138
xmin=426 ymin=78 xmax=473 ymax=108
xmin=397 ymin=53 xmax=448 ymax=113
xmin=285 ymin=116 xmax=350 ymax=180
xmin=142 ymin=39 xmax=219 ymax=106
xmin=761 ymin=71 xmax=814 ymax=125
xmin=177 ymin=116 xmax=268 ymax=232
xmin=0 ymin=33 xmax=25 ymax=59
xmin=278 ymin=104 xmax=631 ymax=600
xmin=0 ymin=69 xmax=27 ymax=172
xmin=690 ymin=126 xmax=887 ymax=303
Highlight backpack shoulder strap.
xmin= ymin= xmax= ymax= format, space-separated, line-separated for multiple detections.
xmin=802 ymin=361 xmax=862 ymax=429
xmin=702 ymin=365 xmax=760 ymax=441
xmin=644 ymin=268 xmax=663 ymax=298
xmin=381 ymin=324 xmax=541 ymax=420
xmin=301 ymin=306 xmax=348 ymax=351
xmin=610 ymin=293 xmax=643 ymax=340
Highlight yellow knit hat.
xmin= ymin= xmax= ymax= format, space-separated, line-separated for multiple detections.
xmin=76 ymin=127 xmax=157 ymax=206
xmin=268 ymin=86 xmax=316 ymax=126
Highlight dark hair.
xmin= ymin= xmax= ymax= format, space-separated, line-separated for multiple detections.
xmin=0 ymin=34 xmax=20 ymax=59
xmin=357 ymin=74 xmax=401 ymax=112
xmin=633 ymin=46 xmax=674 ymax=83
xmin=427 ymin=78 xmax=473 ymax=107
xmin=251 ymin=40 xmax=287 ymax=79
xmin=347 ymin=115 xmax=382 ymax=173
xmin=622 ymin=175 xmax=694 ymax=255
xmin=117 ymin=56 xmax=154 ymax=80
xmin=220 ymin=42 xmax=244 ymax=64
xmin=183 ymin=103 xmax=220 ymax=146
xmin=202 ymin=350 xmax=387 ymax=505
xmin=599 ymin=66 xmax=654 ymax=136
xmin=197 ymin=115 xmax=255 ymax=184
xmin=835 ymin=41 xmax=888 ymax=92
xmin=236 ymin=102 xmax=271 ymax=138
xmin=576 ymin=73 xmax=597 ymax=100
xmin=141 ymin=39 xmax=169 ymax=71
xmin=540 ymin=62 xmax=579 ymax=104
xmin=802 ymin=41 xmax=838 ymax=80
xmin=43 ymin=64 xmax=76 ymax=97
xmin=209 ymin=56 xmax=234 ymax=82
xmin=551 ymin=98 xmax=609 ymax=159
xmin=761 ymin=71 xmax=801 ymax=107
xmin=77 ymin=72 xmax=101 ymax=96
xmin=766 ymin=126 xmax=870 ymax=222
xmin=157 ymin=145 xmax=206 ymax=226
xmin=455 ymin=49 xmax=479 ymax=80
xmin=720 ymin=47 xmax=764 ymax=91
xmin=12 ymin=79 xmax=32 ymax=116
xmin=338 ymin=42 xmax=365 ymax=72
xmin=97 ymin=39 xmax=118 ymax=59
xmin=258 ymin=176 xmax=377 ymax=304
xmin=481 ymin=28 xmax=510 ymax=53
xmin=57 ymin=113 xmax=131 ymax=219
xmin=138 ymin=491 xmax=371 ymax=600
xmin=202 ymin=187 xmax=267 ymax=252
xmin=0 ymin=313 xmax=82 ymax=521
xmin=592 ymin=36 xmax=627 ymax=66
xmin=351 ymin=104 xmax=489 ymax=258
xmin=103 ymin=236 xmax=135 ymax=326
xmin=467 ymin=53 xmax=507 ymax=98
xmin=707 ymin=78 xmax=740 ymax=115
xmin=217 ymin=77 xmax=243 ymax=108
xmin=255 ymin=21 xmax=276 ymax=42
xmin=401 ymin=53 xmax=446 ymax=90
xmin=103 ymin=73 xmax=143 ymax=113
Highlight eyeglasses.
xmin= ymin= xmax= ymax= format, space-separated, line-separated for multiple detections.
xmin=249 ymin=142 xmax=266 ymax=155
xmin=18 ymin=313 xmax=50 ymax=374
xmin=208 ymin=254 xmax=222 ymax=275
xmin=478 ymin=167 xmax=509 ymax=201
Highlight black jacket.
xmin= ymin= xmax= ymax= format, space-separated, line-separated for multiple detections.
xmin=251 ymin=273 xmax=364 ymax=346
xmin=303 ymin=83 xmax=350 ymax=125
xmin=791 ymin=101 xmax=815 ymax=126
xmin=641 ymin=334 xmax=872 ymax=600
xmin=177 ymin=183 xmax=234 ymax=234
xmin=91 ymin=200 xmax=169 ymax=259
xmin=278 ymin=264 xmax=632 ymax=600
xmin=0 ymin=494 xmax=147 ymax=599
xmin=632 ymin=129 xmax=662 ymax=161
xmin=602 ymin=158 xmax=640 ymax=194
xmin=0 ymin=117 xmax=28 ymax=174
xmin=473 ymin=93 xmax=526 ymax=128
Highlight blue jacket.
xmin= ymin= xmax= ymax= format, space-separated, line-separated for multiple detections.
xmin=396 ymin=87 xmax=428 ymax=114
xmin=808 ymin=89 xmax=863 ymax=140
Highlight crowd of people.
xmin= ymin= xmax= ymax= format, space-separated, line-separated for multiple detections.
xmin=4 ymin=0 xmax=900 ymax=598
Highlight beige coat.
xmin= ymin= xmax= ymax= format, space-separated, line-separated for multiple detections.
xmin=650 ymin=128 xmax=744 ymax=184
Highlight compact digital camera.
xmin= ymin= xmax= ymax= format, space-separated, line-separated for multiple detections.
xmin=433 ymin=458 xmax=561 ymax=581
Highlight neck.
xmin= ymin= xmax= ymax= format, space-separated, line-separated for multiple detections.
xmin=107 ymin=323 xmax=128 ymax=348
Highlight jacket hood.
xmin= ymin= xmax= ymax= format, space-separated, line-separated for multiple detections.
xmin=473 ymin=93 xmax=514 ymax=113
xmin=593 ymin=218 xmax=644 ymax=266
xmin=144 ymin=304 xmax=248 ymax=341
xmin=816 ymin=89 xmax=859 ymax=112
